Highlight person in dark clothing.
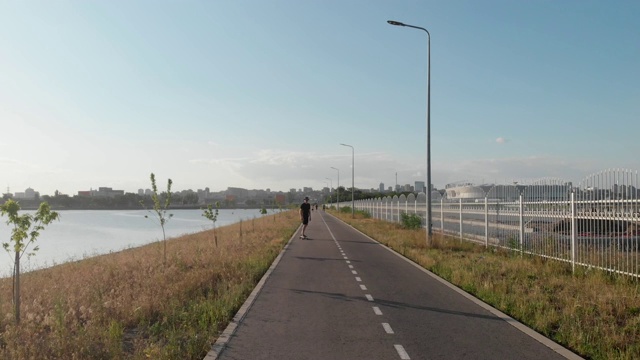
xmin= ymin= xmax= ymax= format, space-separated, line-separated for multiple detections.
xmin=299 ymin=196 xmax=311 ymax=239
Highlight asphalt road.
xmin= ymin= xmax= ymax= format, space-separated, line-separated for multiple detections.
xmin=207 ymin=210 xmax=581 ymax=360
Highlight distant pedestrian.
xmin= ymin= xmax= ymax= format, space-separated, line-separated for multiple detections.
xmin=299 ymin=196 xmax=311 ymax=239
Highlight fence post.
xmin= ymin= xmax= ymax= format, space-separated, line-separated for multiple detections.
xmin=459 ymin=198 xmax=463 ymax=239
xmin=484 ymin=196 xmax=488 ymax=247
xmin=519 ymin=194 xmax=524 ymax=256
xmin=441 ymin=198 xmax=444 ymax=233
xmin=405 ymin=197 xmax=408 ymax=216
xmin=571 ymin=191 xmax=576 ymax=274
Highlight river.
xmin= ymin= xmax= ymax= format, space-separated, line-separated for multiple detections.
xmin=0 ymin=208 xmax=271 ymax=278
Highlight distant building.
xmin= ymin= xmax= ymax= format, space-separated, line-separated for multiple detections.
xmin=226 ymin=187 xmax=248 ymax=202
xmin=379 ymin=183 xmax=385 ymax=192
xmin=78 ymin=187 xmax=124 ymax=198
xmin=14 ymin=187 xmax=38 ymax=199
xmin=415 ymin=181 xmax=425 ymax=193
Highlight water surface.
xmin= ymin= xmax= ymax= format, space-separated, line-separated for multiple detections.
xmin=0 ymin=209 xmax=270 ymax=277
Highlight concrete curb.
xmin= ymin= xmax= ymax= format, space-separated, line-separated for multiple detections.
xmin=203 ymin=225 xmax=302 ymax=360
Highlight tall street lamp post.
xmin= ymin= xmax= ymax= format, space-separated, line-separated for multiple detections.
xmin=325 ymin=177 xmax=333 ymax=206
xmin=340 ymin=143 xmax=355 ymax=218
xmin=387 ymin=19 xmax=433 ymax=244
xmin=330 ymin=167 xmax=340 ymax=210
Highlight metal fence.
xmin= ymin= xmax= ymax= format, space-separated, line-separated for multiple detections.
xmin=350 ymin=169 xmax=640 ymax=278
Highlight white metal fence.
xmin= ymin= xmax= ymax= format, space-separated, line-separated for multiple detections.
xmin=349 ymin=169 xmax=640 ymax=278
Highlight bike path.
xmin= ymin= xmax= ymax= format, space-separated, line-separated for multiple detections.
xmin=207 ymin=210 xmax=581 ymax=360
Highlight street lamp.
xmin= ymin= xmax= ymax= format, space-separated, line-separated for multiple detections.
xmin=340 ymin=143 xmax=355 ymax=217
xmin=387 ymin=19 xmax=433 ymax=244
xmin=325 ymin=177 xmax=333 ymax=206
xmin=330 ymin=167 xmax=340 ymax=210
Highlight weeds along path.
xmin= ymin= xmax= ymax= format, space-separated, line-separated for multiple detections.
xmin=0 ymin=210 xmax=300 ymax=360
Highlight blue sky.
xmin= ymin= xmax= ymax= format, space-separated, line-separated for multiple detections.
xmin=1 ymin=1 xmax=638 ymax=196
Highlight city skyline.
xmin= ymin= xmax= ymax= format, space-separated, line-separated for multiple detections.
xmin=1 ymin=1 xmax=638 ymax=197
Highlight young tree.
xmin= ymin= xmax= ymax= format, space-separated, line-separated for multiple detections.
xmin=1 ymin=200 xmax=59 ymax=323
xmin=141 ymin=173 xmax=173 ymax=265
xmin=202 ymin=201 xmax=220 ymax=247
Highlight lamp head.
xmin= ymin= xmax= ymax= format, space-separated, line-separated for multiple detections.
xmin=387 ymin=20 xmax=405 ymax=26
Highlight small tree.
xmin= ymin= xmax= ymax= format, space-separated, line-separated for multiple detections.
xmin=202 ymin=201 xmax=220 ymax=247
xmin=1 ymin=199 xmax=59 ymax=323
xmin=141 ymin=173 xmax=173 ymax=265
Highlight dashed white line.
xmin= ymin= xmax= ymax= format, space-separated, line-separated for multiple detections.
xmin=394 ymin=345 xmax=410 ymax=359
xmin=382 ymin=323 xmax=395 ymax=334
xmin=355 ymin=277 xmax=362 ymax=282
xmin=343 ymin=256 xmax=348 ymax=259
xmin=360 ymin=284 xmax=367 ymax=290
xmin=348 ymin=265 xmax=354 ymax=269
xmin=346 ymin=261 xmax=351 ymax=264
xmin=351 ymin=270 xmax=358 ymax=275
xmin=365 ymin=294 xmax=374 ymax=301
xmin=372 ymin=306 xmax=382 ymax=315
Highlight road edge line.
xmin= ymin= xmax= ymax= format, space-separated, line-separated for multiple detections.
xmin=326 ymin=213 xmax=583 ymax=360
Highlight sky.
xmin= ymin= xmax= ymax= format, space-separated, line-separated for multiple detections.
xmin=1 ymin=1 xmax=639 ymax=196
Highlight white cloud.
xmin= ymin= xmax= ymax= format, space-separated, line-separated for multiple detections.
xmin=496 ymin=137 xmax=507 ymax=144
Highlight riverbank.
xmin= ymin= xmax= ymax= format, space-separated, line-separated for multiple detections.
xmin=0 ymin=210 xmax=300 ymax=359
xmin=0 ymin=209 xmax=275 ymax=279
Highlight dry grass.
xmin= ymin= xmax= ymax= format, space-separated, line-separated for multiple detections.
xmin=333 ymin=210 xmax=640 ymax=360
xmin=0 ymin=210 xmax=300 ymax=360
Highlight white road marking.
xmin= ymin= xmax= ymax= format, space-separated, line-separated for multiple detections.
xmin=373 ymin=306 xmax=383 ymax=315
xmin=394 ymin=345 xmax=410 ymax=359
xmin=346 ymin=261 xmax=351 ymax=264
xmin=382 ymin=323 xmax=394 ymax=334
xmin=360 ymin=284 xmax=367 ymax=290
xmin=365 ymin=294 xmax=374 ymax=301
xmin=355 ymin=277 xmax=361 ymax=282
xmin=348 ymin=265 xmax=354 ymax=269
xmin=352 ymin=270 xmax=358 ymax=275
xmin=343 ymin=256 xmax=348 ymax=259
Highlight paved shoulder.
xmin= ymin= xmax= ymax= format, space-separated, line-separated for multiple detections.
xmin=210 ymin=210 xmax=581 ymax=360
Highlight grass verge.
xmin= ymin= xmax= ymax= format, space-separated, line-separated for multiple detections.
xmin=330 ymin=210 xmax=640 ymax=360
xmin=0 ymin=210 xmax=299 ymax=360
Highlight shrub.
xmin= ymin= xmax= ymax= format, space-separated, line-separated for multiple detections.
xmin=400 ymin=212 xmax=422 ymax=230
xmin=340 ymin=206 xmax=352 ymax=214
